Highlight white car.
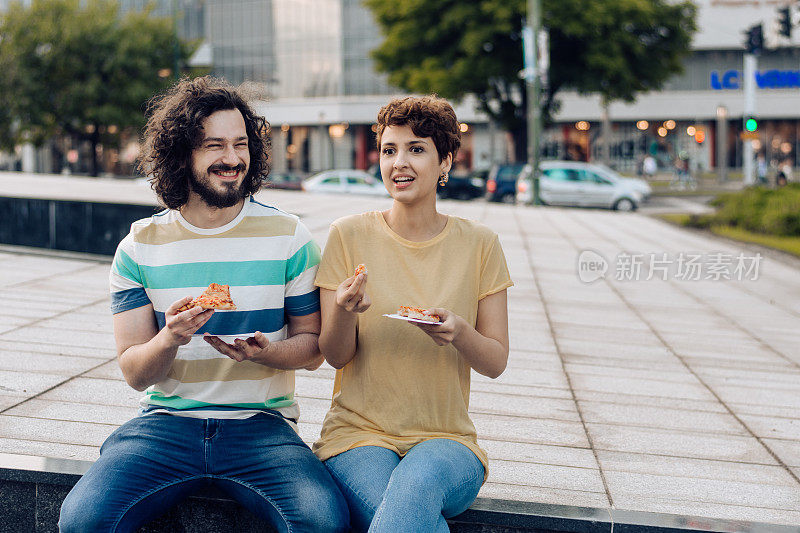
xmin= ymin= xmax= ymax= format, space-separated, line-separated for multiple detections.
xmin=302 ymin=170 xmax=388 ymax=196
xmin=516 ymin=161 xmax=650 ymax=211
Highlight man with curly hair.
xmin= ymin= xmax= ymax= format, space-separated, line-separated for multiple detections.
xmin=59 ymin=77 xmax=349 ymax=533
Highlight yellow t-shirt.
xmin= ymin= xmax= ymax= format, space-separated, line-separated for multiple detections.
xmin=313 ymin=211 xmax=513 ymax=477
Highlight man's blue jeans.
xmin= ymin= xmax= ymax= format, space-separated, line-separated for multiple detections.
xmin=58 ymin=412 xmax=349 ymax=533
xmin=324 ymin=439 xmax=484 ymax=532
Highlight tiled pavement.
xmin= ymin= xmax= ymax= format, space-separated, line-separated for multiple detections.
xmin=1 ymin=174 xmax=799 ymax=527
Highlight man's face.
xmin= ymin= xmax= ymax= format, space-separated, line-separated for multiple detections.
xmin=189 ymin=109 xmax=251 ymax=208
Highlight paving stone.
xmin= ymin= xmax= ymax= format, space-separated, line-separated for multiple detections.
xmin=763 ymin=438 xmax=800 ymax=467
xmin=473 ymin=413 xmax=589 ymax=448
xmin=574 ymin=389 xmax=729 ymax=413
xmin=0 ymin=351 xmax=107 ymax=376
xmin=605 ymin=470 xmax=800 ymax=510
xmin=0 ymin=371 xmax=66 ymax=398
xmin=81 ymin=360 xmax=125 ymax=381
xmin=490 ymin=459 xmax=605 ymax=493
xmin=1 ymin=326 xmax=115 ymax=350
xmin=4 ymin=399 xmax=135 ymax=426
xmin=0 ymin=339 xmax=114 ymax=359
xmin=478 ymin=482 xmax=609 ymax=508
xmin=587 ymin=424 xmax=777 ymax=464
xmin=38 ymin=377 xmax=140 ymax=407
xmin=595 ymin=450 xmax=798 ymax=486
xmin=612 ymin=494 xmax=800 ymax=527
xmin=578 ymin=402 xmax=748 ymax=435
xmin=478 ymin=440 xmax=596 ymax=469
xmin=0 ymin=414 xmax=116 ymax=447
xmin=0 ymin=437 xmax=100 ymax=461
xmin=469 ymin=391 xmax=579 ymax=421
xmin=473 ymin=367 xmax=569 ymax=390
xmin=738 ymin=415 xmax=800 ymax=441
xmin=568 ymin=373 xmax=715 ymax=401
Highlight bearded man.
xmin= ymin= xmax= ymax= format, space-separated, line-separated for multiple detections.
xmin=59 ymin=76 xmax=348 ymax=533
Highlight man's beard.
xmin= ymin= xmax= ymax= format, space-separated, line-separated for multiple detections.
xmin=190 ymin=164 xmax=248 ymax=208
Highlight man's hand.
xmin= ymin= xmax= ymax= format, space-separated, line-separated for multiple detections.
xmin=411 ymin=308 xmax=466 ymax=347
xmin=203 ymin=331 xmax=270 ymax=362
xmin=335 ymin=271 xmax=371 ymax=313
xmin=164 ymin=296 xmax=215 ymax=347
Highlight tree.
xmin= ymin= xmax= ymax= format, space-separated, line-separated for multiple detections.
xmin=365 ymin=0 xmax=697 ymax=162
xmin=0 ymin=0 xmax=195 ymax=175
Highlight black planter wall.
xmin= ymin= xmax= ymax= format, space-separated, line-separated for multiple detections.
xmin=0 ymin=197 xmax=160 ymax=256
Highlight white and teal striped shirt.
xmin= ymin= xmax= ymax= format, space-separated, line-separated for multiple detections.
xmin=109 ymin=196 xmax=321 ymax=421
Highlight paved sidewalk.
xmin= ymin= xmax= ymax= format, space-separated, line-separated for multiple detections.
xmin=1 ymin=176 xmax=799 ymax=527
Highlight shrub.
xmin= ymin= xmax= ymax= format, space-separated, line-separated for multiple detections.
xmin=686 ymin=184 xmax=800 ymax=237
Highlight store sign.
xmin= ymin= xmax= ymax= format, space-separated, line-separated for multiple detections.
xmin=711 ymin=69 xmax=800 ymax=90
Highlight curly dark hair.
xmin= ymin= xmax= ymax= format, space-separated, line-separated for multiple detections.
xmin=138 ymin=76 xmax=270 ymax=209
xmin=376 ymin=95 xmax=461 ymax=162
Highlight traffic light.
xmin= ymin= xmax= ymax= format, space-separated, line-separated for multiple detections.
xmin=779 ymin=6 xmax=792 ymax=38
xmin=745 ymin=24 xmax=763 ymax=54
xmin=745 ymin=116 xmax=758 ymax=133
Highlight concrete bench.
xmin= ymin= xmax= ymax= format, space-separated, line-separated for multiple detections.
xmin=2 ymin=453 xmax=795 ymax=533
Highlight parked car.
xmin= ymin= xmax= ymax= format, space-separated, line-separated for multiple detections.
xmin=302 ymin=169 xmax=388 ymax=196
xmin=438 ymin=169 xmax=487 ymax=200
xmin=486 ymin=163 xmax=526 ymax=203
xmin=516 ymin=161 xmax=649 ymax=211
xmin=265 ymin=172 xmax=303 ymax=191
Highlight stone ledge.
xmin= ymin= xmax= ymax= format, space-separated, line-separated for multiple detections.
xmin=2 ymin=453 xmax=798 ymax=533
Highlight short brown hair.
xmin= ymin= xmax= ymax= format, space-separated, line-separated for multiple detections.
xmin=376 ymin=96 xmax=460 ymax=162
xmin=138 ymin=76 xmax=270 ymax=209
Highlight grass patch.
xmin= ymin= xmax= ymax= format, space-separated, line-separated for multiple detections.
xmin=655 ymin=212 xmax=800 ymax=258
xmin=709 ymin=226 xmax=800 ymax=257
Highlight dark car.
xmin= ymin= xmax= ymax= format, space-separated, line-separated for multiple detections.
xmin=486 ymin=163 xmax=526 ymax=203
xmin=265 ymin=172 xmax=303 ymax=190
xmin=438 ymin=169 xmax=487 ymax=200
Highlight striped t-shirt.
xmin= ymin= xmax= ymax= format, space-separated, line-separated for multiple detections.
xmin=109 ymin=196 xmax=321 ymax=420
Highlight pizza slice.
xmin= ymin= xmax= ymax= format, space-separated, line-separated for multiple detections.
xmin=397 ymin=305 xmax=441 ymax=323
xmin=354 ymin=264 xmax=367 ymax=277
xmin=177 ymin=283 xmax=237 ymax=312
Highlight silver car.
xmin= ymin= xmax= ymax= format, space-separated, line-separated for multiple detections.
xmin=516 ymin=161 xmax=650 ymax=211
xmin=302 ymin=170 xmax=389 ymax=196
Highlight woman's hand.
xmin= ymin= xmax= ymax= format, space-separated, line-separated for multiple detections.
xmin=335 ymin=271 xmax=371 ymax=313
xmin=412 ymin=308 xmax=466 ymax=346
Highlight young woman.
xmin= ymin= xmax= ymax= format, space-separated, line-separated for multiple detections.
xmin=313 ymin=95 xmax=512 ymax=532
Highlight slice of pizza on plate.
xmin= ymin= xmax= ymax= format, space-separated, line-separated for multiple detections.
xmin=177 ymin=283 xmax=237 ymax=312
xmin=397 ymin=305 xmax=441 ymax=323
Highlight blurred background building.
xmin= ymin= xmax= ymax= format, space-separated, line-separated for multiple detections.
xmin=3 ymin=0 xmax=798 ymax=177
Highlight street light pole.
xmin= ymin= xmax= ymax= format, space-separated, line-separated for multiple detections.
xmin=524 ymin=0 xmax=542 ymax=205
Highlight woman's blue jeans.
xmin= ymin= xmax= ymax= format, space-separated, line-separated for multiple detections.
xmin=324 ymin=438 xmax=484 ymax=532
xmin=58 ymin=412 xmax=349 ymax=533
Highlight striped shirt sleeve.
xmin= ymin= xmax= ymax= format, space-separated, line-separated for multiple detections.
xmin=284 ymin=220 xmax=321 ymax=316
xmin=109 ymin=232 xmax=151 ymax=314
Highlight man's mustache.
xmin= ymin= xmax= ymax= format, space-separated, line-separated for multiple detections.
xmin=208 ymin=163 xmax=246 ymax=174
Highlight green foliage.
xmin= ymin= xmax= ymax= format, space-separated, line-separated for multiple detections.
xmin=365 ymin=0 xmax=697 ymax=159
xmin=0 ymin=0 xmax=194 ymax=172
xmin=688 ymin=184 xmax=800 ymax=237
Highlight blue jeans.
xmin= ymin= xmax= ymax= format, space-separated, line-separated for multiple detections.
xmin=324 ymin=439 xmax=484 ymax=532
xmin=59 ymin=412 xmax=349 ymax=533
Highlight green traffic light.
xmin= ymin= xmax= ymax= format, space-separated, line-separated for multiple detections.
xmin=745 ymin=118 xmax=758 ymax=132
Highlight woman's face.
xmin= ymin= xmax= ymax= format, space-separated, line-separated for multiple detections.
xmin=379 ymin=125 xmax=451 ymax=206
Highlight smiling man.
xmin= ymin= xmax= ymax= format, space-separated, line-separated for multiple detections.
xmin=58 ymin=77 xmax=348 ymax=533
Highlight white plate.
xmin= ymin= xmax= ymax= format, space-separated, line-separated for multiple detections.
xmin=383 ymin=313 xmax=441 ymax=325
xmin=193 ymin=333 xmax=257 ymax=340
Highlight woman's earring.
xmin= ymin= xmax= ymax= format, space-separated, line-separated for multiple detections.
xmin=438 ymin=172 xmax=449 ymax=186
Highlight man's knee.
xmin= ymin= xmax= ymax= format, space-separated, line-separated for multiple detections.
xmin=59 ymin=486 xmax=109 ymax=533
xmin=292 ymin=481 xmax=350 ymax=533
